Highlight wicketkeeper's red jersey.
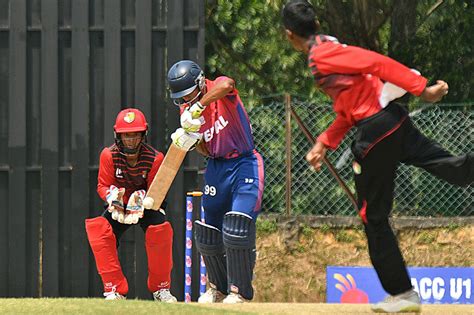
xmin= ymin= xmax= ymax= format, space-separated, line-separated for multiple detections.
xmin=97 ymin=143 xmax=164 ymax=204
xmin=308 ymin=35 xmax=428 ymax=149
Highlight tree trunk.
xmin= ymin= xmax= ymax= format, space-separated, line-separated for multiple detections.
xmin=388 ymin=0 xmax=418 ymax=105
xmin=323 ymin=0 xmax=391 ymax=52
xmin=388 ymin=0 xmax=418 ymax=64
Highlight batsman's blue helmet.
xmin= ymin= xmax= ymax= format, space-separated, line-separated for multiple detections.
xmin=167 ymin=60 xmax=205 ymax=100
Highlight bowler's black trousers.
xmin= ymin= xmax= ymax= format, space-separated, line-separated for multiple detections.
xmin=351 ymin=103 xmax=473 ymax=295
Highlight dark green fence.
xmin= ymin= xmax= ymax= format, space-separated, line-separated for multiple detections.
xmin=249 ymin=97 xmax=473 ymax=217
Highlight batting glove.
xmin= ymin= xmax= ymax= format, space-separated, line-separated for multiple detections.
xmin=123 ymin=189 xmax=146 ymax=224
xmin=106 ymin=185 xmax=126 ymax=223
xmin=180 ymin=109 xmax=203 ymax=133
xmin=188 ymin=101 xmax=205 ymax=119
xmin=171 ymin=128 xmax=202 ymax=151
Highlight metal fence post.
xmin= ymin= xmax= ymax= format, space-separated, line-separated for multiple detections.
xmin=284 ymin=93 xmax=292 ymax=216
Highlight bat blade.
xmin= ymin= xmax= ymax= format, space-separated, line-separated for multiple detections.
xmin=145 ymin=143 xmax=188 ymax=210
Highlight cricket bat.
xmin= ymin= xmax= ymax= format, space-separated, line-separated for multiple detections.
xmin=143 ymin=143 xmax=188 ymax=210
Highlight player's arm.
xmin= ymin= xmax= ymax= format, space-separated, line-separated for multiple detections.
xmin=316 ymin=114 xmax=353 ymax=150
xmin=97 ymin=148 xmax=117 ymax=201
xmin=312 ymin=43 xmax=427 ymax=96
xmin=98 ymin=148 xmax=127 ymax=222
xmin=313 ymin=43 xmax=449 ymax=103
xmin=306 ymin=114 xmax=352 ymax=171
xmin=199 ymin=76 xmax=236 ymax=106
xmin=308 ymin=114 xmax=352 ymax=170
xmin=306 ymin=140 xmax=327 ymax=172
xmin=187 ymin=76 xmax=236 ymax=117
xmin=419 ymin=80 xmax=449 ymax=102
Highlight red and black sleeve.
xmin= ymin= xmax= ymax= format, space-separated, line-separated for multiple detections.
xmin=316 ymin=114 xmax=353 ymax=150
xmin=311 ymin=42 xmax=427 ymax=96
xmin=97 ymin=147 xmax=116 ymax=202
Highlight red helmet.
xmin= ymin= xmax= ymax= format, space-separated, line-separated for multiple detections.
xmin=114 ymin=108 xmax=148 ymax=133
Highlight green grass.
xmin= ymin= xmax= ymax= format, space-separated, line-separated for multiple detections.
xmin=256 ymin=218 xmax=278 ymax=236
xmin=0 ymin=298 xmax=251 ymax=315
xmin=300 ymin=224 xmax=313 ymax=238
xmin=0 ymin=298 xmax=471 ymax=314
xmin=446 ymin=222 xmax=460 ymax=232
xmin=334 ymin=230 xmax=354 ymax=243
xmin=319 ymin=224 xmax=330 ymax=234
xmin=417 ymin=231 xmax=436 ymax=244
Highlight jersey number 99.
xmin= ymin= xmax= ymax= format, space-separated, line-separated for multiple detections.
xmin=204 ymin=185 xmax=216 ymax=196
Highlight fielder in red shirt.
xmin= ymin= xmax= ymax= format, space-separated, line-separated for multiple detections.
xmin=282 ymin=1 xmax=473 ymax=313
xmin=85 ymin=108 xmax=177 ymax=302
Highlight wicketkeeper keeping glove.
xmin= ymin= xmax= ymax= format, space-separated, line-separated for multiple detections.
xmin=106 ymin=185 xmax=126 ymax=223
xmin=123 ymin=189 xmax=146 ymax=225
xmin=171 ymin=128 xmax=202 ymax=151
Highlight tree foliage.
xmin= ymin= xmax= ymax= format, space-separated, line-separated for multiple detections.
xmin=205 ymin=0 xmax=473 ymax=104
xmin=408 ymin=0 xmax=473 ymax=101
xmin=206 ymin=0 xmax=321 ymax=106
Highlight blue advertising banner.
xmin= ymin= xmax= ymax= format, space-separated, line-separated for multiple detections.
xmin=327 ymin=266 xmax=472 ymax=304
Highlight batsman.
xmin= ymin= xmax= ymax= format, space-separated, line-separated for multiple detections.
xmin=85 ymin=108 xmax=180 ymax=302
xmin=167 ymin=60 xmax=265 ymax=303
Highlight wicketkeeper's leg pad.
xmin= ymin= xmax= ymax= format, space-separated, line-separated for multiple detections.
xmin=145 ymin=221 xmax=173 ymax=292
xmin=85 ymin=216 xmax=128 ymax=295
xmin=222 ymin=211 xmax=256 ymax=300
xmin=194 ymin=220 xmax=228 ymax=294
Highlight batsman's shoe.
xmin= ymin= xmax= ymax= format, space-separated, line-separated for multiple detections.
xmin=153 ymin=289 xmax=177 ymax=303
xmin=104 ymin=291 xmax=126 ymax=300
xmin=371 ymin=289 xmax=421 ymax=313
xmin=222 ymin=292 xmax=250 ymax=304
xmin=198 ymin=286 xmax=227 ymax=303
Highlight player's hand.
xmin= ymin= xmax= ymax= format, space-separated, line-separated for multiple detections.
xmin=188 ymin=101 xmax=205 ymax=119
xmin=106 ymin=185 xmax=126 ymax=223
xmin=123 ymin=189 xmax=146 ymax=224
xmin=420 ymin=80 xmax=449 ymax=103
xmin=171 ymin=128 xmax=202 ymax=151
xmin=306 ymin=141 xmax=327 ymax=172
xmin=180 ymin=109 xmax=203 ymax=132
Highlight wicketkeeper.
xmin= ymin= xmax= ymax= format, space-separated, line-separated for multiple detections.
xmin=85 ymin=108 xmax=177 ymax=302
xmin=167 ymin=60 xmax=265 ymax=304
xmin=282 ymin=1 xmax=473 ymax=313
